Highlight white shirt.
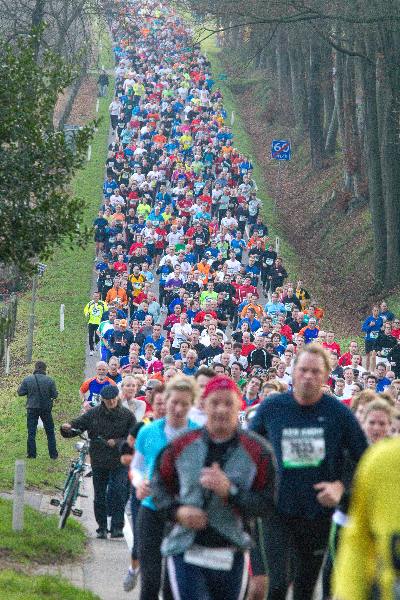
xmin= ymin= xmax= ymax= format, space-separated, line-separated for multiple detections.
xmin=171 ymin=323 xmax=193 ymax=347
xmin=167 ymin=231 xmax=181 ymax=246
xmin=226 ymin=259 xmax=241 ymax=275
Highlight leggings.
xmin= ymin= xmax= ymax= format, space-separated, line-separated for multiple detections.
xmin=137 ymin=505 xmax=173 ymax=600
xmin=263 ymin=512 xmax=331 ymax=600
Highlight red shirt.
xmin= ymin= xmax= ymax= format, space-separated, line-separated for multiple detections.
xmin=280 ymin=324 xmax=293 ymax=343
xmin=155 ymin=229 xmax=167 ymax=250
xmin=193 ymin=310 xmax=217 ymax=324
xmin=241 ymin=396 xmax=260 ymax=411
xmin=338 ymin=352 xmax=353 ymax=367
xmin=241 ymin=343 xmax=256 ymax=357
xmin=129 ymin=242 xmax=144 ymax=254
xmin=236 ymin=284 xmax=259 ymax=304
xmin=113 ymin=261 xmax=127 ymax=273
xmin=323 ymin=341 xmax=342 ymax=355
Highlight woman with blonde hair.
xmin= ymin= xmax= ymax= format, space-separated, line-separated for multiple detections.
xmin=131 ymin=375 xmax=200 ymax=600
xmin=120 ymin=376 xmax=146 ymax=421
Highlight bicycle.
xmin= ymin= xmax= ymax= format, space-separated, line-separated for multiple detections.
xmin=50 ymin=428 xmax=91 ymax=529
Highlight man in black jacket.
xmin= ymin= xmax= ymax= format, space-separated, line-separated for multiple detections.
xmin=61 ymin=385 xmax=135 ymax=539
xmin=18 ymin=361 xmax=58 ymax=459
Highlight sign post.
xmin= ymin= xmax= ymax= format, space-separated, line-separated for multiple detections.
xmin=271 ymin=139 xmax=292 ymax=161
xmin=271 ymin=140 xmax=292 ymax=210
xmin=12 ymin=460 xmax=25 ymax=531
xmin=26 ymin=263 xmax=47 ymax=363
xmin=60 ymin=304 xmax=65 ymax=332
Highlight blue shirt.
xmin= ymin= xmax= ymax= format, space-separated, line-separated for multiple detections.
xmin=143 ymin=335 xmax=165 ymax=353
xmin=362 ymin=315 xmax=384 ymax=340
xmin=135 ymin=417 xmax=199 ymax=510
xmin=265 ymin=301 xmax=286 ymax=315
xmin=376 ymin=377 xmax=391 ymax=393
xmin=237 ymin=317 xmax=261 ymax=332
xmin=250 ymin=393 xmax=368 ymax=518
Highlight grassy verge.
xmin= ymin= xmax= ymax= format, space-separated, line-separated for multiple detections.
xmin=0 ymin=571 xmax=100 ymax=600
xmin=0 ymin=28 xmax=114 ymax=491
xmin=0 ymin=498 xmax=86 ymax=564
xmin=201 ymin=35 xmax=300 ymax=281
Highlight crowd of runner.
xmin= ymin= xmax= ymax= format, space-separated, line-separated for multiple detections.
xmin=61 ymin=1 xmax=400 ymax=598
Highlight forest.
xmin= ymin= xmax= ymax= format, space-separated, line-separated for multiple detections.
xmin=178 ymin=0 xmax=400 ymax=290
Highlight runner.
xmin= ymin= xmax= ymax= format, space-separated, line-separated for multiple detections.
xmin=131 ymin=376 xmax=199 ymax=600
xmin=73 ymin=2 xmax=400 ymax=597
xmin=333 ymin=437 xmax=400 ymax=600
xmin=84 ymin=292 xmax=108 ymax=356
xmin=152 ymin=375 xmax=276 ymax=600
xmin=249 ymin=345 xmax=368 ymax=600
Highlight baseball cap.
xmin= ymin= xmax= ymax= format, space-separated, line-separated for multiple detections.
xmin=145 ymin=379 xmax=160 ymax=391
xmin=100 ymin=385 xmax=119 ymax=400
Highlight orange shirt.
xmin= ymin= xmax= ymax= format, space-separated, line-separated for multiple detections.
xmin=106 ymin=287 xmax=128 ymax=306
xmin=196 ymin=262 xmax=211 ymax=284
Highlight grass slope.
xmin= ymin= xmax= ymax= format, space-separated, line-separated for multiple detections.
xmin=0 ymin=571 xmax=100 ymax=600
xmin=0 ymin=28 xmax=113 ymax=491
xmin=0 ymin=498 xmax=86 ymax=564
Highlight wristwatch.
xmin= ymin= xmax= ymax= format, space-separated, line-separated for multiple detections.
xmin=228 ymin=483 xmax=239 ymax=503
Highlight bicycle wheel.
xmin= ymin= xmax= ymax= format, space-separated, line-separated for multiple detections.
xmin=59 ymin=476 xmax=79 ymax=529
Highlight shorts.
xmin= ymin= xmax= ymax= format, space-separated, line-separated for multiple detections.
xmin=365 ymin=338 xmax=377 ymax=353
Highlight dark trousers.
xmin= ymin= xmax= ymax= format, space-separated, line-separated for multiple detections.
xmin=92 ymin=465 xmax=128 ymax=531
xmin=27 ymin=408 xmax=57 ymax=458
xmin=88 ymin=323 xmax=99 ymax=351
xmin=110 ymin=114 xmax=118 ymax=130
xmin=264 ymin=512 xmax=331 ymax=600
xmin=130 ymin=490 xmax=141 ymax=560
xmin=138 ymin=505 xmax=173 ymax=600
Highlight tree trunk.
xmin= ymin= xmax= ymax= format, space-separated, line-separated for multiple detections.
xmin=342 ymin=54 xmax=363 ymax=198
xmin=325 ymin=103 xmax=338 ymax=155
xmin=288 ymin=29 xmax=308 ymax=133
xmin=378 ymin=24 xmax=400 ymax=286
xmin=276 ymin=27 xmax=293 ymax=119
xmin=308 ymin=35 xmax=325 ymax=170
xmin=359 ymin=38 xmax=387 ymax=286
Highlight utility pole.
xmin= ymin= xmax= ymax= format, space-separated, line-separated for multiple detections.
xmin=26 ymin=274 xmax=38 ymax=363
xmin=26 ymin=263 xmax=46 ymax=363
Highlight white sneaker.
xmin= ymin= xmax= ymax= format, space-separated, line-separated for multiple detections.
xmin=89 ymin=350 xmax=94 ymax=356
xmin=123 ymin=568 xmax=139 ymax=592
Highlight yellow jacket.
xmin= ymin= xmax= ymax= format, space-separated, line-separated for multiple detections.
xmin=333 ymin=438 xmax=400 ymax=600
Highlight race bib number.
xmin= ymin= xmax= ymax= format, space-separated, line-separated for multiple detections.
xmin=89 ymin=393 xmax=101 ymax=407
xmin=370 ymin=331 xmax=379 ymax=339
xmin=91 ymin=306 xmax=101 ymax=317
xmin=285 ymin=303 xmax=293 ymax=311
xmin=281 ymin=427 xmax=325 ymax=468
xmin=238 ymin=411 xmax=246 ymax=425
xmin=184 ymin=546 xmax=234 ymax=571
xmin=265 ymin=258 xmax=274 ymax=265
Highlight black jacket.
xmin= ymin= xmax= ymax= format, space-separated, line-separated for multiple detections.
xmin=66 ymin=403 xmax=136 ymax=469
xmin=18 ymin=373 xmax=58 ymax=410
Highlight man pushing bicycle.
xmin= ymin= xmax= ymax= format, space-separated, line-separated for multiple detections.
xmin=61 ymin=385 xmax=135 ymax=539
